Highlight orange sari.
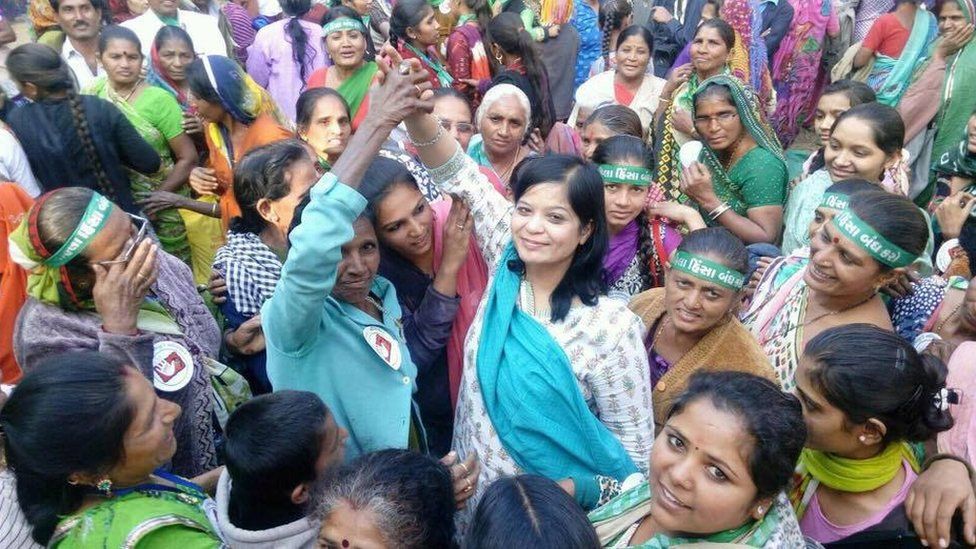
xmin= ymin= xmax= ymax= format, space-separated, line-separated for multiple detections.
xmin=0 ymin=184 xmax=34 ymax=383
xmin=205 ymin=115 xmax=293 ymax=231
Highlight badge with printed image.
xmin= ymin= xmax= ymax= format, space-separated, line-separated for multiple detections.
xmin=152 ymin=341 xmax=194 ymax=392
xmin=363 ymin=326 xmax=402 ymax=370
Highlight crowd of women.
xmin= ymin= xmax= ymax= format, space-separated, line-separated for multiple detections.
xmin=1 ymin=0 xmax=976 ymax=545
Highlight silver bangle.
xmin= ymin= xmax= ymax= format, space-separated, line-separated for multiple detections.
xmin=708 ymin=202 xmax=731 ymax=221
xmin=407 ymin=116 xmax=444 ymax=148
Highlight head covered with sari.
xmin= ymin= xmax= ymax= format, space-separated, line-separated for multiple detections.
xmin=931 ymin=0 xmax=976 ymax=185
xmin=146 ymin=25 xmax=197 ymax=109
xmin=190 ymin=55 xmax=290 ymax=128
xmin=687 ymin=75 xmax=785 ymax=204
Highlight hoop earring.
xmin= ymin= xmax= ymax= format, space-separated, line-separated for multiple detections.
xmin=494 ymin=52 xmax=504 ymax=64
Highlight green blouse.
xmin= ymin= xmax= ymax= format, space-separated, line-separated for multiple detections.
xmin=707 ymin=146 xmax=788 ymax=223
xmin=50 ymin=478 xmax=222 ymax=549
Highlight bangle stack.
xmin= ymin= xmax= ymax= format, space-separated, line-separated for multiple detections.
xmin=406 ymin=115 xmax=444 ymax=148
xmin=708 ymin=202 xmax=731 ymax=221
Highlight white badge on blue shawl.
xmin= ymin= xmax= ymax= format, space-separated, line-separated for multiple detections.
xmin=363 ymin=326 xmax=402 ymax=370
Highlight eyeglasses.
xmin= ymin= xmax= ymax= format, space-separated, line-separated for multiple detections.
xmin=693 ymin=111 xmax=739 ymax=126
xmin=93 ymin=214 xmax=150 ymax=266
xmin=439 ymin=119 xmax=476 ymax=134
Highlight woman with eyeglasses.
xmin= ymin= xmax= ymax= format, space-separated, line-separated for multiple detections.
xmin=9 ymin=187 xmax=219 ymax=478
xmin=676 ymin=75 xmax=787 ymax=245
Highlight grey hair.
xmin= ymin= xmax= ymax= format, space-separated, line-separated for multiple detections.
xmin=314 ymin=461 xmax=425 ymax=548
xmin=476 ymin=83 xmax=532 ymax=137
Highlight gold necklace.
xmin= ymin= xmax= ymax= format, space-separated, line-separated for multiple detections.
xmin=935 ymin=302 xmax=963 ymax=334
xmin=802 ymin=292 xmax=875 ymax=328
xmin=115 ymin=79 xmax=143 ymax=102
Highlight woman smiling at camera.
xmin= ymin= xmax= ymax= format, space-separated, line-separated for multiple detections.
xmin=589 ymin=371 xmax=808 ymax=547
xmin=403 ymin=66 xmax=654 ymax=530
xmin=306 ymin=7 xmax=381 ymax=131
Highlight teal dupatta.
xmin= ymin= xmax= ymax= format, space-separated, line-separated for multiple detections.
xmin=869 ymin=8 xmax=937 ymax=106
xmin=477 ymin=244 xmax=638 ymax=508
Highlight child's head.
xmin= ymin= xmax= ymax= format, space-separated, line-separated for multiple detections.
xmin=797 ymin=324 xmax=954 ymax=456
xmin=223 ymin=391 xmax=347 ymax=510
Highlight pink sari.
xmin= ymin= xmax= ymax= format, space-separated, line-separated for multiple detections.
xmin=771 ymin=0 xmax=838 ymax=145
xmin=431 ymin=199 xmax=490 ymax=408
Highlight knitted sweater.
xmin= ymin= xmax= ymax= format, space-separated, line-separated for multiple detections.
xmin=13 ymin=251 xmax=219 ymax=477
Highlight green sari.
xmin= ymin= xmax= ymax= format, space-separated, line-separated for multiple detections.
xmin=588 ymin=481 xmax=800 ymax=547
xmin=929 ymin=0 xmax=976 ymax=199
xmin=338 ymin=62 xmax=380 ymax=130
xmin=692 ymin=75 xmax=788 ymax=222
xmin=86 ymin=78 xmax=192 ymax=265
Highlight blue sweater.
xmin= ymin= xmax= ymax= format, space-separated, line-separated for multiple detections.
xmin=262 ymin=174 xmax=421 ymax=460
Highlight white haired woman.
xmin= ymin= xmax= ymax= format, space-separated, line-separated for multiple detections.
xmin=467 ymin=84 xmax=536 ymax=195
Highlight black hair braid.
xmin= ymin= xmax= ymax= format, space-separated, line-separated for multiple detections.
xmin=515 ymin=29 xmax=553 ymax=134
xmin=635 ymin=211 xmax=655 ymax=292
xmin=600 ymin=10 xmax=613 ymax=67
xmin=66 ymin=90 xmax=117 ymax=202
xmin=286 ymin=16 xmax=314 ymax=85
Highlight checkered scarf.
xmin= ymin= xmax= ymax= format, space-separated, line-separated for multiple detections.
xmin=212 ymin=231 xmax=282 ymax=317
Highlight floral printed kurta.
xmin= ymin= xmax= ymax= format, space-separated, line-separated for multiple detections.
xmin=426 ymin=147 xmax=655 ymax=531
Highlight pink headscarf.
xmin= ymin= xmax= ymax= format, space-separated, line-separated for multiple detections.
xmin=431 ymin=199 xmax=490 ymax=408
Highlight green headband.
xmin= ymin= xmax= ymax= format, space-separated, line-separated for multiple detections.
xmin=598 ymin=165 xmax=652 ymax=186
xmin=830 ymin=209 xmax=914 ymax=268
xmin=820 ymin=192 xmax=850 ymax=211
xmin=45 ymin=192 xmax=113 ymax=267
xmin=322 ymin=17 xmax=366 ymax=36
xmin=670 ymin=250 xmax=745 ymax=290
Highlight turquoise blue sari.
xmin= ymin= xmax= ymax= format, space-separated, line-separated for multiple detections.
xmin=869 ymin=8 xmax=937 ymax=106
xmin=477 ymin=244 xmax=638 ymax=508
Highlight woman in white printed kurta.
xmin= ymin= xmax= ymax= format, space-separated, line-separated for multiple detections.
xmin=425 ymin=146 xmax=655 ymax=530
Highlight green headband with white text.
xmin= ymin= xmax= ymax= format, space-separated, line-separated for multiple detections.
xmin=670 ymin=250 xmax=745 ymax=290
xmin=820 ymin=192 xmax=850 ymax=211
xmin=45 ymin=192 xmax=113 ymax=267
xmin=598 ymin=164 xmax=652 ymax=186
xmin=830 ymin=209 xmax=915 ymax=268
xmin=322 ymin=17 xmax=366 ymax=37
